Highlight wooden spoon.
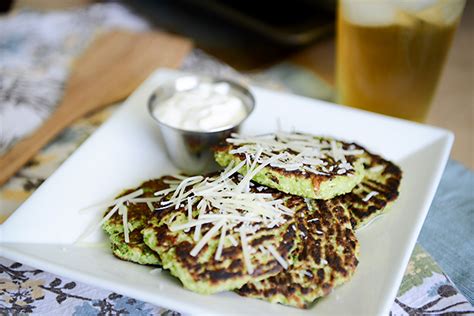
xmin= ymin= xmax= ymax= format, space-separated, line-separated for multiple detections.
xmin=0 ymin=30 xmax=192 ymax=186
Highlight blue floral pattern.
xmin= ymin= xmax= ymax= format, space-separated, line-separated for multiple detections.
xmin=0 ymin=259 xmax=175 ymax=315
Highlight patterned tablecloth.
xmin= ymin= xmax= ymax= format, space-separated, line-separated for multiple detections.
xmin=0 ymin=4 xmax=473 ymax=315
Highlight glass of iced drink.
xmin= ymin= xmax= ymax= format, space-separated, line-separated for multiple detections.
xmin=336 ymin=0 xmax=465 ymax=122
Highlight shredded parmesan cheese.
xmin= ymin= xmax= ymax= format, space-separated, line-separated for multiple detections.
xmin=120 ymin=204 xmax=129 ymax=243
xmin=190 ymin=220 xmax=225 ymax=257
xmin=363 ymin=191 xmax=379 ymax=202
xmin=158 ymin=151 xmax=297 ymax=269
xmin=146 ymin=202 xmax=154 ymax=212
xmin=169 ymin=219 xmax=217 ymax=232
xmin=258 ymin=245 xmax=268 ymax=255
xmin=240 ymin=226 xmax=254 ymax=274
xmin=81 ymin=149 xmax=301 ymax=275
xmin=226 ymin=132 xmax=364 ymax=177
xmin=265 ymin=244 xmax=288 ymax=269
xmin=214 ymin=223 xmax=227 ymax=261
xmin=369 ymin=165 xmax=384 ymax=173
xmin=77 ymin=182 xmax=180 ymax=243
xmin=75 ymin=202 xmax=122 ymax=243
xmin=79 ymin=189 xmax=144 ymax=213
xmin=228 ymin=235 xmax=238 ymax=247
xmin=153 ymin=187 xmax=175 ymax=197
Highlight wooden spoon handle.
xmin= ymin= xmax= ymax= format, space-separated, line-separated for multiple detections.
xmin=0 ymin=31 xmax=192 ymax=187
xmin=0 ymin=105 xmax=75 ymax=185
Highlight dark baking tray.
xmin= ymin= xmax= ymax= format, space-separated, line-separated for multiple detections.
xmin=183 ymin=0 xmax=336 ymax=46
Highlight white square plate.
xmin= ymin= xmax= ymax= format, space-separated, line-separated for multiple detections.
xmin=1 ymin=69 xmax=452 ymax=315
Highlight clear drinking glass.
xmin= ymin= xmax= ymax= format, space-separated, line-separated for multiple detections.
xmin=336 ymin=0 xmax=465 ymax=122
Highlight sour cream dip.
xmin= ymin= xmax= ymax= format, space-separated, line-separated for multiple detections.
xmin=147 ymin=75 xmax=254 ymax=173
xmin=152 ymin=84 xmax=249 ymax=132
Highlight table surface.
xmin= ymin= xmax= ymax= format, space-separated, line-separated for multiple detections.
xmin=1 ymin=2 xmax=473 ymax=314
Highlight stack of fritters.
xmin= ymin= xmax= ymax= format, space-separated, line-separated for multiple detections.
xmin=102 ymin=178 xmax=171 ymax=265
xmin=236 ymin=199 xmax=359 ymax=308
xmin=340 ymin=153 xmax=402 ymax=229
xmin=214 ymin=135 xmax=367 ymax=200
xmin=102 ymin=133 xmax=401 ymax=309
xmin=142 ymin=181 xmax=299 ymax=294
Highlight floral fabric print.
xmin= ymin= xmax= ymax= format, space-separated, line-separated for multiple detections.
xmin=392 ymin=245 xmax=473 ymax=315
xmin=0 ymin=3 xmax=148 ymax=155
xmin=0 ymin=260 xmax=176 ymax=316
xmin=397 ymin=244 xmax=443 ymax=297
xmin=1 ymin=247 xmax=472 ymax=315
